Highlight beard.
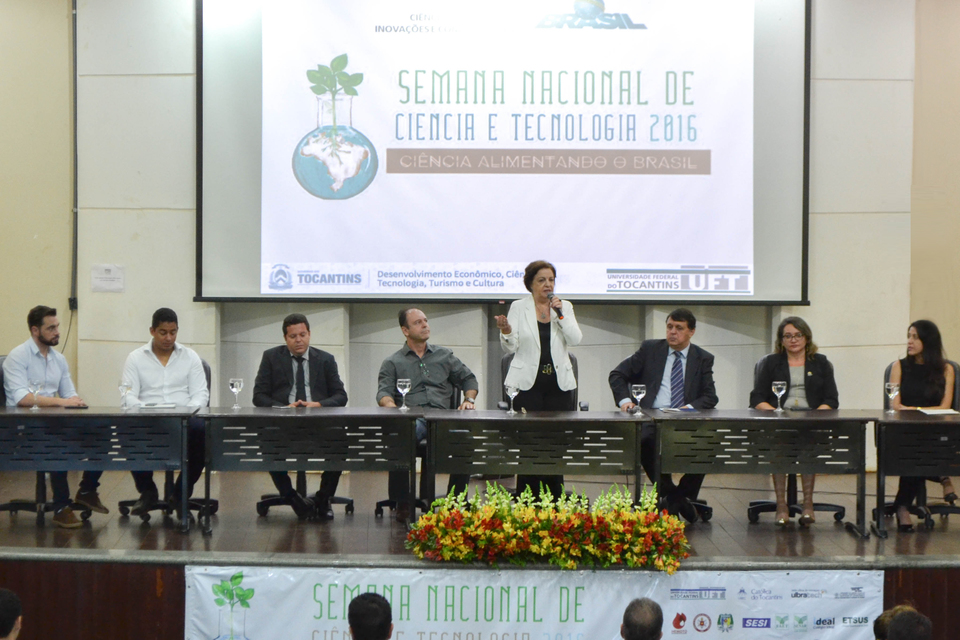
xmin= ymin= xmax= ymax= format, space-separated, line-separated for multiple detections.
xmin=38 ymin=334 xmax=59 ymax=347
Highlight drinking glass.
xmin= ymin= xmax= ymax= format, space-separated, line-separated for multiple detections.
xmin=885 ymin=382 xmax=900 ymax=413
xmin=505 ymin=385 xmax=520 ymax=415
xmin=772 ymin=381 xmax=787 ymax=413
xmin=119 ymin=379 xmax=133 ymax=409
xmin=27 ymin=379 xmax=42 ymax=412
xmin=397 ymin=378 xmax=412 ymax=411
xmin=630 ymin=384 xmax=646 ymax=413
xmin=229 ymin=378 xmax=243 ymax=410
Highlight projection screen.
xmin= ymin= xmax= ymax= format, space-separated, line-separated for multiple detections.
xmin=199 ymin=0 xmax=809 ymax=302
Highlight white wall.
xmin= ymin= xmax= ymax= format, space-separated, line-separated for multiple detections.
xmin=75 ymin=0 xmax=915 ymax=456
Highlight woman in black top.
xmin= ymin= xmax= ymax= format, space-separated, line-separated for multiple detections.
xmin=889 ymin=319 xmax=956 ymax=531
xmin=750 ymin=317 xmax=839 ymax=526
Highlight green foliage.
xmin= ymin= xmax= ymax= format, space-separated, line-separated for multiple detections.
xmin=212 ymin=571 xmax=255 ymax=611
xmin=307 ymin=54 xmax=364 ymax=99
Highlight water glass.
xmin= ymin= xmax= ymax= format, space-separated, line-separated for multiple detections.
xmin=885 ymin=382 xmax=899 ymax=413
xmin=397 ymin=378 xmax=412 ymax=411
xmin=229 ymin=378 xmax=243 ymax=410
xmin=772 ymin=381 xmax=787 ymax=413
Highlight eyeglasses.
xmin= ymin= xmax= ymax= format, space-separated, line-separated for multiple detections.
xmin=782 ymin=333 xmax=805 ymax=341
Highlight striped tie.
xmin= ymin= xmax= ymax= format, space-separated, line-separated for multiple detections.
xmin=670 ymin=351 xmax=685 ymax=408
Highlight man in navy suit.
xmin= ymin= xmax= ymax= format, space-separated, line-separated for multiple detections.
xmin=608 ymin=308 xmax=718 ymax=522
xmin=253 ymin=313 xmax=348 ymax=519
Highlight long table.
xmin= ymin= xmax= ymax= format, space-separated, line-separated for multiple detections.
xmin=0 ymin=406 xmax=193 ymax=529
xmin=649 ymin=409 xmax=875 ymax=538
xmin=199 ymin=407 xmax=421 ymax=533
xmin=874 ymin=410 xmax=960 ymax=538
xmin=425 ymin=409 xmax=646 ymax=498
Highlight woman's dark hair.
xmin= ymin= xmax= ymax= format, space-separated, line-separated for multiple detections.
xmin=908 ymin=319 xmax=946 ymax=401
xmin=775 ymin=316 xmax=818 ymax=357
xmin=523 ymin=260 xmax=556 ymax=292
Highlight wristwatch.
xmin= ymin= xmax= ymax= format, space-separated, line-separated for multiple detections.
xmin=463 ymin=397 xmax=475 ymax=404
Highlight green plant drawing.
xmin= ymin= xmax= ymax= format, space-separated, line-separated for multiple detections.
xmin=212 ymin=571 xmax=254 ymax=639
xmin=307 ymin=53 xmax=364 ymax=136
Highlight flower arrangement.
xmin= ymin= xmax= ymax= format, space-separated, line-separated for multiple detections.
xmin=406 ymin=483 xmax=689 ymax=573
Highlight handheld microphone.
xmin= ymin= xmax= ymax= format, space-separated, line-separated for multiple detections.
xmin=547 ymin=293 xmax=564 ymax=320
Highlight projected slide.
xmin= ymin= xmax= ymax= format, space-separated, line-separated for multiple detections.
xmin=260 ymin=0 xmax=754 ymax=297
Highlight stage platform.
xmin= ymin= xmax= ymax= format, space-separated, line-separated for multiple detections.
xmin=1 ymin=469 xmax=960 ymax=570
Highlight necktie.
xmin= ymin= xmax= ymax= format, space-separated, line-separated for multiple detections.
xmin=294 ymin=355 xmax=307 ymax=402
xmin=670 ymin=351 xmax=685 ymax=408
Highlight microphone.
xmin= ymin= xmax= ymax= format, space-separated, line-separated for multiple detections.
xmin=547 ymin=293 xmax=564 ymax=320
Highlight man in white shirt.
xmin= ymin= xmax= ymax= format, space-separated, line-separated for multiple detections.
xmin=122 ymin=308 xmax=209 ymax=516
xmin=2 ymin=305 xmax=107 ymax=528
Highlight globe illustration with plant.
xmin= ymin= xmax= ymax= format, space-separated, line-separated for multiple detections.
xmin=292 ymin=54 xmax=378 ymax=200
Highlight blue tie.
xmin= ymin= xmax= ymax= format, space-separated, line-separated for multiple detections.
xmin=670 ymin=351 xmax=685 ymax=408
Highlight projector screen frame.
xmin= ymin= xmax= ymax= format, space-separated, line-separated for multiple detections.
xmin=194 ymin=0 xmax=812 ymax=307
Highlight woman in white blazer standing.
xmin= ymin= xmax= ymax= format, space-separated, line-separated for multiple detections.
xmin=495 ymin=260 xmax=583 ymax=498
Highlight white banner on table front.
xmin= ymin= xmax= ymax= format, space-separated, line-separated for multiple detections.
xmin=185 ymin=566 xmax=881 ymax=639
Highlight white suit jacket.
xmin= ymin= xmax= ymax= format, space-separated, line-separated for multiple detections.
xmin=500 ymin=295 xmax=582 ymax=391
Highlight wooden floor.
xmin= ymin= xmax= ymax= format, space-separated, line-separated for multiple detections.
xmin=2 ymin=470 xmax=960 ymax=561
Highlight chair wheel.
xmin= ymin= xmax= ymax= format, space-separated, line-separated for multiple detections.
xmin=346 ymin=503 xmax=354 ymax=515
xmin=257 ymin=504 xmax=269 ymax=517
xmin=701 ymin=510 xmax=712 ymax=522
xmin=834 ymin=511 xmax=845 ymax=522
xmin=375 ymin=507 xmax=384 ymax=517
xmin=140 ymin=513 xmax=151 ymax=523
xmin=925 ymin=517 xmax=935 ymax=529
xmin=119 ymin=506 xmax=130 ymax=516
xmin=747 ymin=511 xmax=759 ymax=524
xmin=209 ymin=504 xmax=219 ymax=515
xmin=80 ymin=510 xmax=91 ymax=521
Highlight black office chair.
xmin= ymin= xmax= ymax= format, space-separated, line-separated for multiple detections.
xmin=255 ymin=383 xmax=356 ymax=518
xmin=497 ymin=352 xmax=589 ymax=412
xmin=871 ymin=360 xmax=960 ymax=528
xmin=0 ymin=355 xmax=93 ymax=525
xmin=747 ymin=355 xmax=846 ymax=524
xmin=117 ymin=359 xmax=220 ymax=522
xmin=496 ymin=352 xmax=588 ymax=501
xmin=373 ymin=386 xmax=461 ymax=518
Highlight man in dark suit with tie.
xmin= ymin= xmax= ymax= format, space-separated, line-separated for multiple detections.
xmin=253 ymin=313 xmax=348 ymax=520
xmin=608 ymin=308 xmax=718 ymax=522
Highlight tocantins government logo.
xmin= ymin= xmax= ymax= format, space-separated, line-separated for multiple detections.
xmin=293 ymin=53 xmax=379 ymax=200
xmin=268 ymin=264 xmax=293 ymax=290
xmin=574 ymin=0 xmax=605 ymax=19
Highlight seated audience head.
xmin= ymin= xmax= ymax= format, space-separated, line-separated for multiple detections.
xmin=776 ymin=316 xmax=817 ymax=357
xmin=665 ymin=308 xmax=696 ymax=351
xmin=621 ymin=597 xmax=663 ymax=640
xmin=348 ymin=592 xmax=392 ymax=640
xmin=282 ymin=313 xmax=311 ymax=357
xmin=886 ymin=609 xmax=932 ymax=640
xmin=0 ymin=588 xmax=22 ymax=640
xmin=522 ymin=260 xmax=557 ymax=293
xmin=875 ymin=605 xmax=917 ymax=640
xmin=398 ymin=308 xmax=430 ymax=344
xmin=26 ymin=305 xmax=59 ymax=347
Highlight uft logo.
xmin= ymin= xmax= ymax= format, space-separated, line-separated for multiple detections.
xmin=737 ymin=588 xmax=747 ymax=599
xmin=268 ymin=264 xmax=294 ymax=290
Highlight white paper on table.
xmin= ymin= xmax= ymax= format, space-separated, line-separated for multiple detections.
xmin=919 ymin=408 xmax=960 ymax=415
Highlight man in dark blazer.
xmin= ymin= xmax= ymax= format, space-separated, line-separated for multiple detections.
xmin=608 ymin=308 xmax=718 ymax=522
xmin=253 ymin=313 xmax=348 ymax=519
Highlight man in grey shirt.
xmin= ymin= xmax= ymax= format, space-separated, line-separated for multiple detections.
xmin=377 ymin=308 xmax=478 ymax=520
